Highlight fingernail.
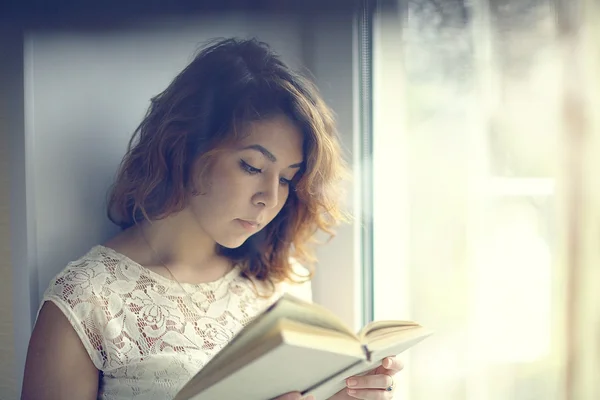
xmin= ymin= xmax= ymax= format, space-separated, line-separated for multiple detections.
xmin=348 ymin=389 xmax=357 ymax=395
xmin=303 ymin=395 xmax=315 ymax=400
xmin=384 ymin=358 xmax=392 ymax=368
xmin=346 ymin=378 xmax=357 ymax=387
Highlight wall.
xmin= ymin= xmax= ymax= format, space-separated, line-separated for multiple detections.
xmin=4 ymin=12 xmax=358 ymax=397
xmin=1 ymin=28 xmax=24 ymax=400
xmin=0 ymin=116 xmax=17 ymax=398
xmin=0 ymin=32 xmax=18 ymax=399
xmin=301 ymin=13 xmax=362 ymax=331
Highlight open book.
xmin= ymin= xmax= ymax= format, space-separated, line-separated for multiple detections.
xmin=174 ymin=294 xmax=431 ymax=400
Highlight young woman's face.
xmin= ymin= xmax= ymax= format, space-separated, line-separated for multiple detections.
xmin=187 ymin=114 xmax=304 ymax=249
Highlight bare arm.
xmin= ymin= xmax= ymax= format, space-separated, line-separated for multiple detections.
xmin=21 ymin=302 xmax=99 ymax=400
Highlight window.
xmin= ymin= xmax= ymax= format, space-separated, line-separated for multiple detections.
xmin=370 ymin=0 xmax=600 ymax=399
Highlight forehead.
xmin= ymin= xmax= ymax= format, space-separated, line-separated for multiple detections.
xmin=238 ymin=115 xmax=304 ymax=158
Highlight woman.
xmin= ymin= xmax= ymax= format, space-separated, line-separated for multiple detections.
xmin=21 ymin=38 xmax=403 ymax=400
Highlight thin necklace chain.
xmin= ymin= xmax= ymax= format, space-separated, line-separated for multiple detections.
xmin=138 ymin=226 xmax=234 ymax=310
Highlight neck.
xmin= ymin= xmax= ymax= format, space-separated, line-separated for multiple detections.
xmin=137 ymin=210 xmax=222 ymax=273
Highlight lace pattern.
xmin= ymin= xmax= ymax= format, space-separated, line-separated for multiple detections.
xmin=41 ymin=245 xmax=288 ymax=400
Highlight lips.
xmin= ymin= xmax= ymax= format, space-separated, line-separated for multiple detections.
xmin=237 ymin=219 xmax=260 ymax=231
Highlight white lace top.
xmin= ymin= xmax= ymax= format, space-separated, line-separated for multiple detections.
xmin=40 ymin=245 xmax=310 ymax=400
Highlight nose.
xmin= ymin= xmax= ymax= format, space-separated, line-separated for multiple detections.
xmin=253 ymin=177 xmax=279 ymax=209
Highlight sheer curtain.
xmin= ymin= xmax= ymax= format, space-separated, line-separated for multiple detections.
xmin=371 ymin=1 xmax=600 ymax=399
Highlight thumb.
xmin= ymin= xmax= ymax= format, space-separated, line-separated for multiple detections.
xmin=274 ymin=392 xmax=315 ymax=400
xmin=274 ymin=392 xmax=302 ymax=400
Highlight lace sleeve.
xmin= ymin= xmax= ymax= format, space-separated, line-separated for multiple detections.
xmin=40 ymin=263 xmax=109 ymax=370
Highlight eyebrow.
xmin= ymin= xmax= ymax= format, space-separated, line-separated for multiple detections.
xmin=242 ymin=144 xmax=303 ymax=169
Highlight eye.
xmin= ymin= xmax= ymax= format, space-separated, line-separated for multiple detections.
xmin=279 ymin=177 xmax=293 ymax=186
xmin=240 ymin=160 xmax=261 ymax=175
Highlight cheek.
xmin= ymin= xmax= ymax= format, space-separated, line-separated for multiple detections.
xmin=192 ymin=170 xmax=253 ymax=213
xmin=278 ymin=189 xmax=290 ymax=210
xmin=202 ymin=163 xmax=246 ymax=197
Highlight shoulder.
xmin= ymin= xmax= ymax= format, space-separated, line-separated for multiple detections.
xmin=39 ymin=245 xmax=133 ymax=370
xmin=277 ymin=257 xmax=313 ymax=303
xmin=41 ymin=245 xmax=147 ymax=327
xmin=239 ymin=258 xmax=313 ymax=304
xmin=42 ymin=245 xmax=129 ymax=303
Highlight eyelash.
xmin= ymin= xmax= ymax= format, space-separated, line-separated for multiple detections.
xmin=239 ymin=160 xmax=293 ymax=186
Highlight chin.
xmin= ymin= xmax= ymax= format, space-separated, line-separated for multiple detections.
xmin=217 ymin=236 xmax=251 ymax=250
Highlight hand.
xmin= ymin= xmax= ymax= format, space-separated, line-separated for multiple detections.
xmin=329 ymin=356 xmax=404 ymax=400
xmin=275 ymin=391 xmax=315 ymax=400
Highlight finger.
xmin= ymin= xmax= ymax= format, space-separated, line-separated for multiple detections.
xmin=382 ymin=356 xmax=404 ymax=373
xmin=273 ymin=393 xmax=315 ymax=400
xmin=370 ymin=357 xmax=404 ymax=377
xmin=346 ymin=373 xmax=393 ymax=390
xmin=273 ymin=393 xmax=299 ymax=400
xmin=274 ymin=392 xmax=311 ymax=400
xmin=346 ymin=388 xmax=393 ymax=400
xmin=273 ymin=392 xmax=315 ymax=400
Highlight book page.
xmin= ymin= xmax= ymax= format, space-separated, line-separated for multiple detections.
xmin=364 ymin=326 xmax=433 ymax=360
xmin=358 ymin=320 xmax=420 ymax=340
xmin=275 ymin=294 xmax=358 ymax=338
xmin=175 ymin=319 xmax=366 ymax=400
xmin=182 ymin=294 xmax=360 ymax=389
xmin=306 ymin=327 xmax=433 ymax=400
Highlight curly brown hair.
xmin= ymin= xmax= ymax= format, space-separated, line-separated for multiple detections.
xmin=107 ymin=37 xmax=348 ymax=286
